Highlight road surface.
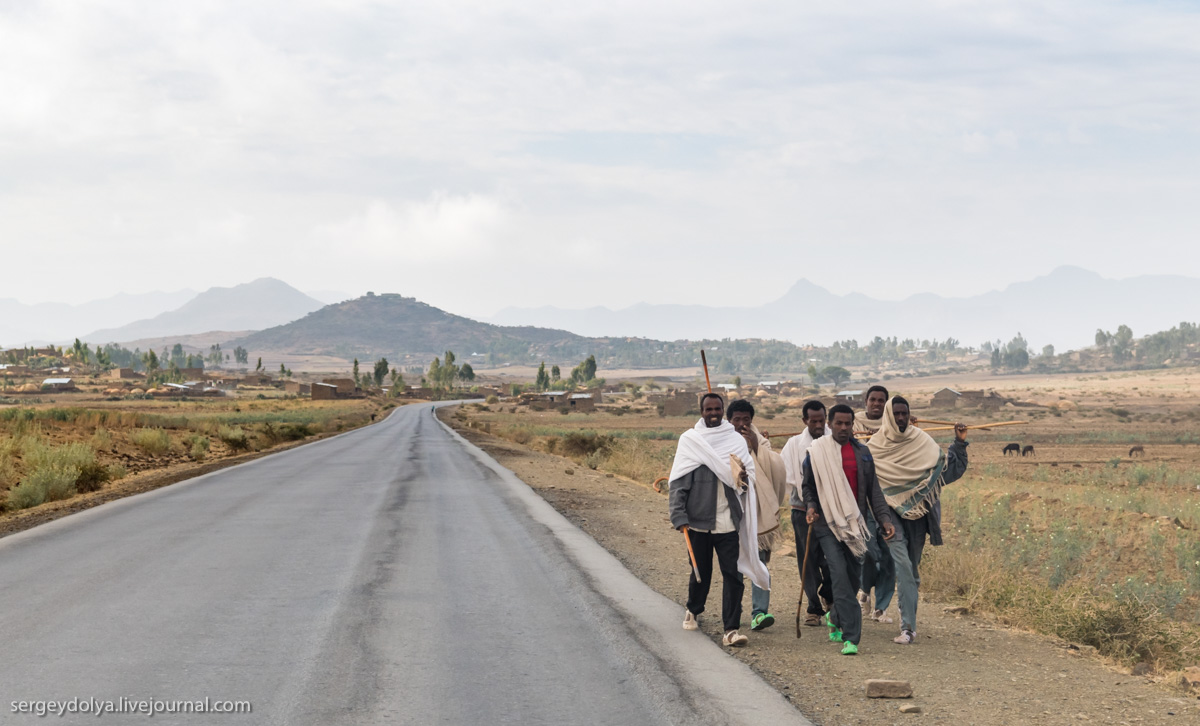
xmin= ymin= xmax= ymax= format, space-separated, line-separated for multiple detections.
xmin=0 ymin=403 xmax=809 ymax=725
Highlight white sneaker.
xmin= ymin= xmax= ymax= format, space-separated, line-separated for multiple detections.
xmin=722 ymin=630 xmax=749 ymax=647
xmin=682 ymin=610 xmax=699 ymax=631
xmin=872 ymin=609 xmax=894 ymax=624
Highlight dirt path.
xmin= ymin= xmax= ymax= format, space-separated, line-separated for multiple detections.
xmin=446 ymin=414 xmax=1200 ymax=725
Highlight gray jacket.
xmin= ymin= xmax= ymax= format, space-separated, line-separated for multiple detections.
xmin=668 ymin=465 xmax=743 ymax=532
xmin=800 ymin=438 xmax=895 ymax=535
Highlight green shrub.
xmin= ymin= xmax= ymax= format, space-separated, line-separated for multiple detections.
xmin=188 ymin=435 xmax=211 ymax=462
xmin=131 ymin=429 xmax=171 ymax=456
xmin=218 ymin=426 xmax=251 ymax=452
xmin=74 ymin=461 xmax=111 ymax=493
xmin=91 ymin=427 xmax=113 ymax=451
xmin=486 ymin=395 xmax=499 ymax=404
xmin=583 ymin=450 xmax=607 ymax=470
xmin=9 ymin=465 xmax=78 ymax=509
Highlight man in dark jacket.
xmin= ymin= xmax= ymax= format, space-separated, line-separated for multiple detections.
xmin=802 ymin=404 xmax=895 ymax=655
xmin=668 ymin=392 xmax=753 ymax=647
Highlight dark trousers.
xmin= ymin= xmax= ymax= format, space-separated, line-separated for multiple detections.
xmin=815 ymin=527 xmax=864 ymax=645
xmin=685 ymin=529 xmax=743 ymax=632
xmin=790 ymin=509 xmax=832 ymax=616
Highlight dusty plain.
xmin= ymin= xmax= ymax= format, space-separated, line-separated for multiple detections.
xmin=442 ymin=365 xmax=1200 ymax=724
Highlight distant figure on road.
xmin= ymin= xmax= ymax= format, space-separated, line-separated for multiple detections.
xmin=668 ymin=393 xmax=770 ymax=648
xmin=853 ymin=385 xmax=896 ymax=625
xmin=781 ymin=400 xmax=834 ymax=627
xmin=868 ymin=396 xmax=969 ymax=646
xmin=801 ymin=404 xmax=896 ymax=656
xmin=726 ymin=399 xmax=789 ymax=633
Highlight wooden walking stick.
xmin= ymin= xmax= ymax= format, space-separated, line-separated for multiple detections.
xmin=700 ymin=349 xmax=713 ymax=393
xmin=682 ymin=525 xmax=701 ymax=581
xmin=795 ymin=521 xmax=813 ymax=638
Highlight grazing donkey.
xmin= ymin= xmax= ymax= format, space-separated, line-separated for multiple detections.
xmin=1129 ymin=445 xmax=1145 ymax=457
xmin=1022 ymin=445 xmax=1035 ymax=457
xmin=1002 ymin=443 xmax=1021 ymax=456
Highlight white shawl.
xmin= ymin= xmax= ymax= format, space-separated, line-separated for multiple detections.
xmin=781 ymin=426 xmax=831 ymax=498
xmin=809 ymin=435 xmax=871 ymax=558
xmin=669 ymin=419 xmax=770 ymax=590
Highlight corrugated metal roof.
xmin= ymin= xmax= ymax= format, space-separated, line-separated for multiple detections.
xmin=836 ymin=390 xmax=864 ymax=396
xmin=570 ymin=394 xmax=592 ymax=400
xmin=42 ymin=378 xmax=72 ymax=385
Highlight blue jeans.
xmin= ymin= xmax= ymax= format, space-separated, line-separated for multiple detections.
xmin=751 ymin=549 xmax=771 ymax=617
xmin=862 ymin=511 xmax=896 ymax=612
xmin=885 ymin=513 xmax=930 ymax=632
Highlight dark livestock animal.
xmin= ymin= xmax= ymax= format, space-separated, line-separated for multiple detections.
xmin=1129 ymin=445 xmax=1145 ymax=457
xmin=1022 ymin=445 xmax=1035 ymax=457
xmin=1002 ymin=443 xmax=1020 ymax=456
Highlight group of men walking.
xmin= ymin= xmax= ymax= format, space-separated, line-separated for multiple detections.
xmin=668 ymin=386 xmax=969 ymax=654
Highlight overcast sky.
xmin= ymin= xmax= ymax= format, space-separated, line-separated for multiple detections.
xmin=3 ymin=1 xmax=1199 ymax=318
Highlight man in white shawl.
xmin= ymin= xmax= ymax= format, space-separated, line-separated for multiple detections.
xmin=869 ymin=396 xmax=969 ymax=645
xmin=726 ymin=399 xmax=788 ymax=632
xmin=800 ymin=404 xmax=896 ymax=656
xmin=782 ymin=400 xmax=835 ymax=627
xmin=668 ymin=392 xmax=770 ymax=647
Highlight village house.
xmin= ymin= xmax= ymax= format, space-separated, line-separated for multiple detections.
xmin=930 ymin=387 xmax=961 ymax=408
xmin=568 ymin=393 xmax=596 ymax=412
xmin=836 ymin=389 xmax=864 ymax=405
xmin=110 ymin=368 xmax=145 ymax=380
xmin=41 ymin=378 xmax=77 ymax=392
xmin=322 ymin=378 xmax=357 ymax=396
xmin=282 ymin=381 xmax=311 ymax=395
xmin=311 ymin=382 xmax=339 ymax=400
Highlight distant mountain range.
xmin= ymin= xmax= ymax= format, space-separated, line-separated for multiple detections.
xmin=0 ymin=289 xmax=198 ymax=346
xmin=84 ymin=279 xmax=325 ymax=345
xmin=489 ymin=267 xmax=1200 ymax=351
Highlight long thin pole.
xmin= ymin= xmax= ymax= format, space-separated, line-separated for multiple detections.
xmin=795 ymin=522 xmax=813 ymax=638
xmin=686 ymin=350 xmax=711 ymax=591
xmin=682 ymin=525 xmax=701 ymax=581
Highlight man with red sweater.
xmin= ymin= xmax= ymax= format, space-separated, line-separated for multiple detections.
xmin=800 ymin=404 xmax=896 ymax=655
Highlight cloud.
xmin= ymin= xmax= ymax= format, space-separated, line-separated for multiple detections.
xmin=3 ymin=0 xmax=1200 ymax=313
xmin=313 ymin=193 xmax=510 ymax=261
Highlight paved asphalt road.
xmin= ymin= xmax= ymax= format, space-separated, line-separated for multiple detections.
xmin=0 ymin=403 xmax=809 ymax=725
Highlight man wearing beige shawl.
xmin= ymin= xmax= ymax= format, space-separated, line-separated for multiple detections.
xmin=726 ymin=399 xmax=788 ymax=632
xmin=868 ymin=396 xmax=969 ymax=645
xmin=801 ymin=404 xmax=896 ymax=655
xmin=854 ymin=385 xmax=896 ymax=624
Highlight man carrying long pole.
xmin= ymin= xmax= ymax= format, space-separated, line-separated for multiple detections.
xmin=869 ymin=396 xmax=969 ymax=645
xmin=668 ymin=392 xmax=769 ymax=647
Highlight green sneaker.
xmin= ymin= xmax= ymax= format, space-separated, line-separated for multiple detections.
xmin=829 ymin=629 xmax=843 ymax=643
xmin=751 ymin=613 xmax=775 ymax=631
xmin=822 ymin=613 xmax=835 ymax=628
xmin=841 ymin=642 xmax=858 ymax=655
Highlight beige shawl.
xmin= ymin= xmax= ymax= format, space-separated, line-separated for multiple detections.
xmin=749 ymin=425 xmax=788 ymax=549
xmin=809 ymin=435 xmax=870 ymax=558
xmin=853 ymin=411 xmax=881 ymax=435
xmin=867 ymin=398 xmax=946 ymax=519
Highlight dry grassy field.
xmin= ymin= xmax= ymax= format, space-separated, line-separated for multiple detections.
xmin=451 ymin=367 xmax=1200 ymax=680
xmin=0 ymin=387 xmax=390 ymax=531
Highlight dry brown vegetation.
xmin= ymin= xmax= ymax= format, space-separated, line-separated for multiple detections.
xmin=452 ymin=367 xmax=1200 ymax=679
xmin=0 ymin=392 xmax=389 ymax=518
